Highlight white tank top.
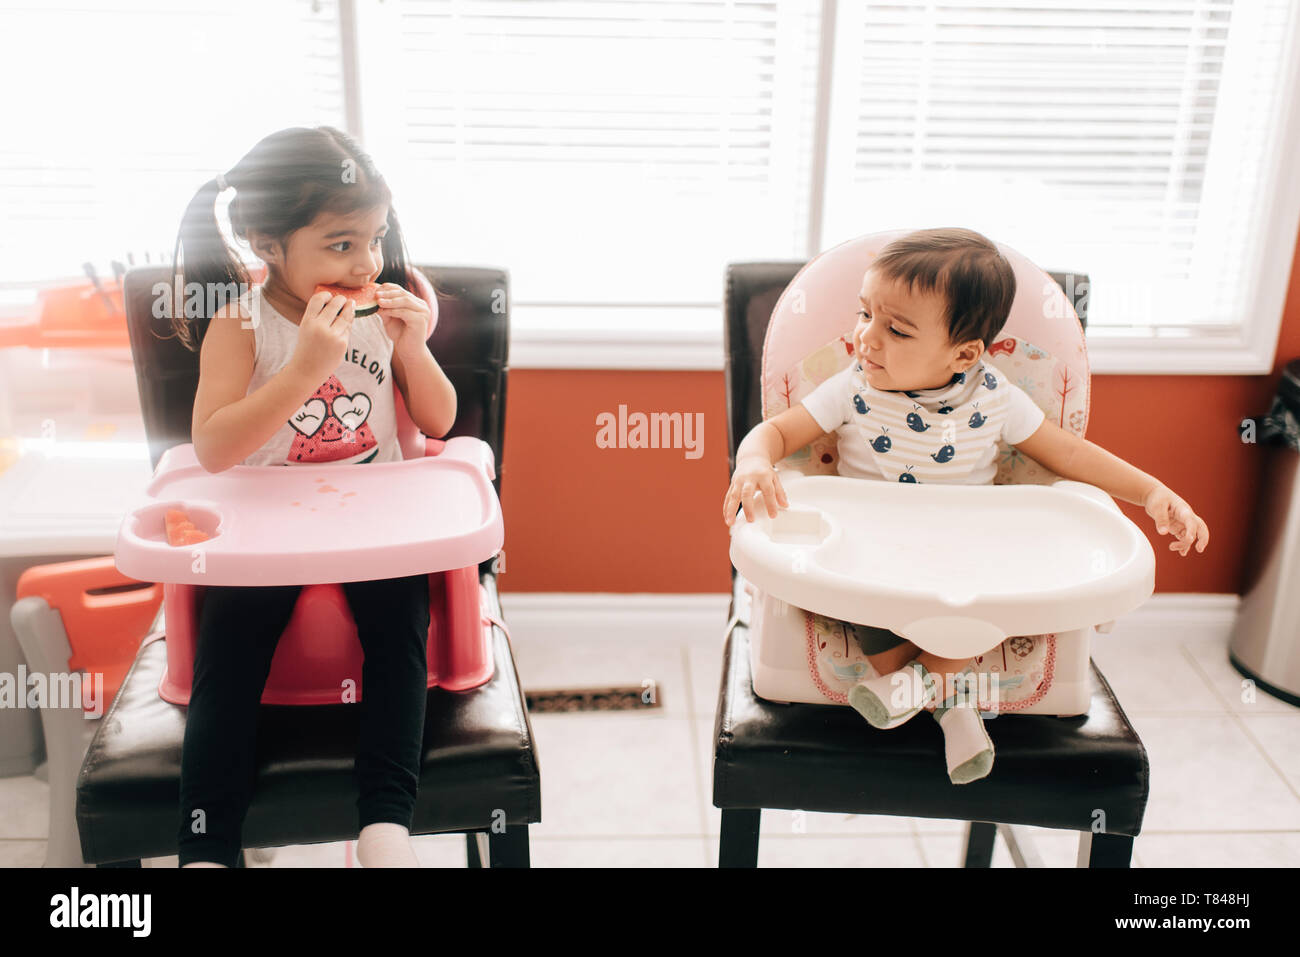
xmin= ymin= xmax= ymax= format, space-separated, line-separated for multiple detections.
xmin=238 ymin=284 xmax=402 ymax=467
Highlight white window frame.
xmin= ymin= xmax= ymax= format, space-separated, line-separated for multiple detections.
xmin=408 ymin=0 xmax=1300 ymax=373
xmin=11 ymin=1 xmax=1293 ymax=374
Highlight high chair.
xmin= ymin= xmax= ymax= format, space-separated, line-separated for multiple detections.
xmin=713 ymin=233 xmax=1152 ymax=868
xmin=50 ymin=263 xmax=539 ymax=867
xmin=11 ymin=558 xmax=162 ymax=867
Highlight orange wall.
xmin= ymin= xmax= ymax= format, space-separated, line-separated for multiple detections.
xmin=499 ymin=226 xmax=1300 ymax=596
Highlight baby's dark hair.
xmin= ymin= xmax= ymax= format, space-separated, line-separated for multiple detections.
xmin=166 ymin=126 xmax=416 ymax=351
xmin=871 ymin=227 xmax=1016 ymax=352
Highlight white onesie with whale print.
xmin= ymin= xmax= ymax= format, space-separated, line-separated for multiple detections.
xmin=800 ymin=360 xmax=1044 ymax=485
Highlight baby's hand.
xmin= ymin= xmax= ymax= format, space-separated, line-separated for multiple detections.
xmin=1143 ymin=483 xmax=1209 ymax=556
xmin=723 ymin=457 xmax=790 ymax=527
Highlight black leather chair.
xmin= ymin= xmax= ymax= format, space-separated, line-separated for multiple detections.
xmin=714 ymin=262 xmax=1148 ymax=868
xmin=78 ymin=265 xmax=540 ymax=867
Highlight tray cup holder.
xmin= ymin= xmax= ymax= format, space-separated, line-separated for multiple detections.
xmin=768 ymin=505 xmax=829 ymax=546
xmin=132 ymin=501 xmax=224 ymax=546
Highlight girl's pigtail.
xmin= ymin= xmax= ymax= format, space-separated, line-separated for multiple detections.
xmin=377 ymin=206 xmax=414 ymax=292
xmin=166 ymin=175 xmax=251 ymax=352
xmin=377 ymin=207 xmax=441 ymax=338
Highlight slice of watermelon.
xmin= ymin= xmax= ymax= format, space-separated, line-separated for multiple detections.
xmin=314 ymin=282 xmax=380 ymax=318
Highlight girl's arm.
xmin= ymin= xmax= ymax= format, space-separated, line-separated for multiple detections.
xmin=391 ymin=342 xmax=457 ymax=438
xmin=190 ymin=306 xmax=318 ymax=473
xmin=378 ymin=283 xmax=455 ymax=437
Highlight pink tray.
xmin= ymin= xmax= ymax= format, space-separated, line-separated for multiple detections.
xmin=114 ymin=437 xmax=503 ymax=587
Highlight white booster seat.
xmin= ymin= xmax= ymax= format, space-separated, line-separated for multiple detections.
xmin=728 ymin=230 xmax=1156 ymax=717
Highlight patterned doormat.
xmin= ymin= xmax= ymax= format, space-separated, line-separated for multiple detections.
xmin=524 ymin=685 xmax=662 ymax=713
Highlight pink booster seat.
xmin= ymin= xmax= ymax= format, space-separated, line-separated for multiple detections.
xmin=114 ymin=269 xmax=504 ymax=705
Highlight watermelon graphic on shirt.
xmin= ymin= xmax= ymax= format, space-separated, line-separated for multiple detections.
xmin=287 ymin=374 xmax=378 ymax=464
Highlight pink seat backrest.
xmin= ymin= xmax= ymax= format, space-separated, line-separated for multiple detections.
xmin=393 ymin=266 xmax=440 ymax=460
xmin=761 ymin=229 xmax=1091 ymax=486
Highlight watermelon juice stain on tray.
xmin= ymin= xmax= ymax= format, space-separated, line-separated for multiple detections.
xmin=290 ymin=486 xmax=357 ymax=508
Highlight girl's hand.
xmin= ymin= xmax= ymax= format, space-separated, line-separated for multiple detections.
xmin=288 ymin=292 xmax=354 ymax=385
xmin=376 ymin=282 xmax=431 ymax=358
xmin=724 ymin=456 xmax=790 ymax=526
xmin=1143 ymin=483 xmax=1209 ymax=556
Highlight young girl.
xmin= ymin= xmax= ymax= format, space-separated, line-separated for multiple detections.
xmin=168 ymin=126 xmax=457 ymax=867
xmin=722 ymin=227 xmax=1210 ymax=785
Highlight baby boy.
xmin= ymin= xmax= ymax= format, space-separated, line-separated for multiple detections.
xmin=722 ymin=227 xmax=1209 ymax=784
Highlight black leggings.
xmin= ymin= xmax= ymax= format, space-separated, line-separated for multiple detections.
xmin=176 ymin=574 xmax=431 ymax=867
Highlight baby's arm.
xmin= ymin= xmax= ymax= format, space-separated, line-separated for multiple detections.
xmin=1014 ymin=421 xmax=1209 ymax=555
xmin=723 ymin=405 xmax=826 ymax=525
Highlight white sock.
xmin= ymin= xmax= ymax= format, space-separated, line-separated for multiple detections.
xmin=181 ymin=861 xmax=228 ymax=868
xmin=848 ymin=660 xmax=930 ymax=729
xmin=932 ymin=701 xmax=995 ymax=784
xmin=356 ymin=822 xmax=419 ymax=868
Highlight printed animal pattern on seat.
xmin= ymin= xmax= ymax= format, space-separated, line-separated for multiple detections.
xmin=805 ymin=610 xmax=1056 ymax=714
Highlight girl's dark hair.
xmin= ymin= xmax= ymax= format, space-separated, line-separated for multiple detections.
xmin=872 ymin=227 xmax=1017 ymax=352
xmin=166 ymin=126 xmax=416 ymax=350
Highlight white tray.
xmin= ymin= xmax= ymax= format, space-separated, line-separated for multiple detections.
xmin=729 ymin=472 xmax=1155 ymax=659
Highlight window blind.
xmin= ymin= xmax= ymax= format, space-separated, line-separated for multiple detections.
xmin=4 ymin=0 xmax=1294 ymax=340
xmin=819 ymin=0 xmax=1299 ymax=331
xmin=0 ymin=0 xmax=346 ymax=288
xmin=356 ymin=0 xmax=824 ymax=304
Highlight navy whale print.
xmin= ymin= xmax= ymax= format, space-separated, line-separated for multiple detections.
xmin=905 ymin=405 xmax=930 ymax=432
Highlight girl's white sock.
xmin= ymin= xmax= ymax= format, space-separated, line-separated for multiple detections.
xmin=356 ymin=822 xmax=419 ymax=868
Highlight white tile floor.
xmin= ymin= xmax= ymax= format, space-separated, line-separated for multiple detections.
xmin=2 ymin=624 xmax=1298 ymax=867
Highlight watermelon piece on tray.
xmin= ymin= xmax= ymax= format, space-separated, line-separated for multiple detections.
xmin=165 ymin=509 xmax=210 ymax=547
